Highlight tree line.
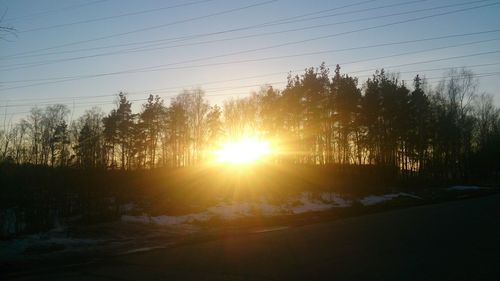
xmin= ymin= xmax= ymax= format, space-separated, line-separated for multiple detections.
xmin=1 ymin=64 xmax=499 ymax=181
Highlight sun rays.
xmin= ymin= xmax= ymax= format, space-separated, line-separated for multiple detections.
xmin=214 ymin=138 xmax=271 ymax=165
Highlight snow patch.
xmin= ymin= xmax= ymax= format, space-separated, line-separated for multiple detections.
xmin=207 ymin=202 xmax=253 ymax=219
xmin=122 ymin=212 xmax=211 ymax=226
xmin=398 ymin=192 xmax=423 ymax=200
xmin=152 ymin=212 xmax=211 ymax=225
xmin=290 ymin=193 xmax=334 ymax=214
xmin=320 ymin=192 xmax=352 ymax=207
xmin=121 ymin=192 xmax=353 ymax=226
xmin=360 ymin=194 xmax=399 ymax=206
xmin=122 ymin=191 xmax=425 ymax=226
xmin=360 ymin=192 xmax=422 ymax=206
xmin=257 ymin=201 xmax=284 ymax=216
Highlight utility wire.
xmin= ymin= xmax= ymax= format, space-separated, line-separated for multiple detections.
xmin=2 ymin=30 xmax=499 ymax=86
xmin=1 ymin=46 xmax=498 ymax=93
xmin=5 ymin=0 xmax=109 ymax=23
xmin=0 ymin=0 xmax=484 ymax=71
xmin=346 ymin=51 xmax=500 ymax=74
xmin=1 ymin=0 xmax=278 ymax=58
xmin=17 ymin=0 xmax=217 ymax=33
xmin=4 ymin=0 xmax=423 ymax=62
xmin=1 ymin=1 xmax=497 ymax=105
xmin=124 ymin=37 xmax=500 ymax=72
xmin=0 ymin=0 xmax=382 ymax=60
xmin=17 ymin=0 xmax=380 ymax=33
xmin=0 ymin=0 xmax=385 ymax=60
xmin=1 ymin=71 xmax=498 ymax=120
xmin=355 ymin=62 xmax=500 ymax=78
xmin=0 ymin=0 xmax=436 ymax=70
xmin=0 ymin=81 xmax=287 ymax=108
xmin=6 ymin=0 xmax=491 ymax=59
xmin=3 ymin=2 xmax=500 ymax=90
xmin=2 ymin=61 xmax=500 ymax=108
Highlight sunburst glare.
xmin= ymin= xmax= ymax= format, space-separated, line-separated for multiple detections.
xmin=214 ymin=138 xmax=271 ymax=164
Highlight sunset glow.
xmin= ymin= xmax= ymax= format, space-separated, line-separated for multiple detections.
xmin=214 ymin=138 xmax=271 ymax=164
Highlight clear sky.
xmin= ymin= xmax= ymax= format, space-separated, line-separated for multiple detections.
xmin=1 ymin=0 xmax=500 ymax=125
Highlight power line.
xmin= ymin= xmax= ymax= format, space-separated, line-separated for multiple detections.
xmin=0 ymin=86 xmax=286 ymax=116
xmin=0 ymin=0 xmax=386 ymax=60
xmin=1 ymin=0 xmax=278 ymax=58
xmin=6 ymin=0 xmax=424 ymax=61
xmin=420 ymin=71 xmax=500 ymax=81
xmin=154 ymin=0 xmax=498 ymax=75
xmin=1 ymin=71 xmax=498 ymax=120
xmin=260 ymin=0 xmax=488 ymax=28
xmin=0 ymin=0 xmax=485 ymax=71
xmin=1 ymin=45 xmax=498 ymax=94
xmin=1 ymin=70 xmax=499 ymax=123
xmin=17 ymin=0 xmax=217 ymax=33
xmin=334 ymin=37 xmax=500 ymax=67
xmin=2 ymin=61 xmax=500 ymax=109
xmin=355 ymin=62 xmax=500 ymax=78
xmin=4 ymin=0 xmax=109 ymax=23
xmin=6 ymin=1 xmax=497 ymax=79
xmin=0 ymin=81 xmax=287 ymax=108
xmin=0 ymin=0 xmax=434 ymax=70
xmin=111 ymin=38 xmax=499 ymax=81
xmin=2 ymin=27 xmax=499 ymax=88
xmin=1 ymin=72 xmax=289 ymax=102
xmin=2 ymin=0 xmax=483 ymax=63
xmin=3 ymin=10 xmax=500 ymax=90
xmin=346 ymin=51 xmax=500 ymax=74
xmin=16 ymin=0 xmax=382 ymax=34
xmin=0 ymin=2 xmax=498 ymax=108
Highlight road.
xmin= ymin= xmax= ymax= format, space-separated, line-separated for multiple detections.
xmin=8 ymin=195 xmax=500 ymax=280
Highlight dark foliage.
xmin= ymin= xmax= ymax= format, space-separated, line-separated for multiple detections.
xmin=1 ymin=65 xmax=499 ymax=237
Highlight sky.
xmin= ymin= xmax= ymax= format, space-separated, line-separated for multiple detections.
xmin=1 ymin=0 xmax=500 ymax=126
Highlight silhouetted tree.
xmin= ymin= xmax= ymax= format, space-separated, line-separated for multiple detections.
xmin=407 ymin=75 xmax=431 ymax=175
xmin=115 ymin=93 xmax=134 ymax=169
xmin=40 ymin=104 xmax=69 ymax=167
xmin=331 ymin=65 xmax=362 ymax=165
xmin=206 ymin=105 xmax=223 ymax=150
xmin=139 ymin=95 xmax=165 ymax=168
xmin=75 ymin=108 xmax=105 ymax=168
xmin=0 ymin=65 xmax=496 ymax=181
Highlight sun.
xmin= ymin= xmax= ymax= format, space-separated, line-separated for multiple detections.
xmin=214 ymin=138 xmax=271 ymax=164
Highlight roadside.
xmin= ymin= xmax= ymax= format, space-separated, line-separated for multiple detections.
xmin=1 ymin=185 xmax=498 ymax=277
xmin=4 ymin=191 xmax=500 ymax=281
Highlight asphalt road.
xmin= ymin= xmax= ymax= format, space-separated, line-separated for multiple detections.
xmin=8 ymin=195 xmax=500 ymax=280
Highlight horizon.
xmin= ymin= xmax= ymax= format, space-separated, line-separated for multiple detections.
xmin=0 ymin=0 xmax=500 ymax=128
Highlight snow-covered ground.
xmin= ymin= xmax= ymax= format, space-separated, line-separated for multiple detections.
xmin=121 ymin=191 xmax=423 ymax=226
xmin=122 ymin=192 xmax=353 ymax=227
xmin=2 ymin=187 xmax=475 ymax=261
xmin=119 ymin=186 xmax=488 ymax=228
xmin=5 ymin=192 xmax=354 ymax=260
